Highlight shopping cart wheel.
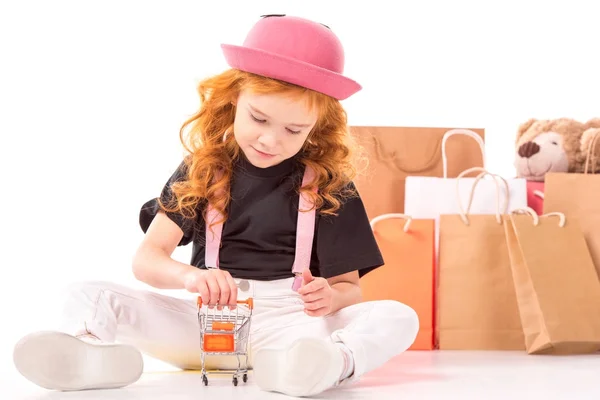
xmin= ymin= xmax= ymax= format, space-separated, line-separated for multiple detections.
xmin=233 ymin=376 xmax=238 ymax=386
xmin=202 ymin=375 xmax=208 ymax=386
xmin=243 ymin=373 xmax=248 ymax=383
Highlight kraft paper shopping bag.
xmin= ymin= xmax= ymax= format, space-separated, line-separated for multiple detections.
xmin=544 ymin=131 xmax=600 ymax=279
xmin=437 ymin=172 xmax=525 ymax=350
xmin=350 ymin=126 xmax=485 ymax=221
xmin=365 ymin=215 xmax=435 ymax=350
xmin=504 ymin=208 xmax=600 ymax=354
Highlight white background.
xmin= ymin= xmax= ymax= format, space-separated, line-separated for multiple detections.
xmin=1 ymin=0 xmax=599 ymax=378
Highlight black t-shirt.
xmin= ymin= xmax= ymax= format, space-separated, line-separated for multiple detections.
xmin=139 ymin=155 xmax=383 ymax=280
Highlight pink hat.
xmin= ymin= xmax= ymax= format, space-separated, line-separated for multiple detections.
xmin=221 ymin=15 xmax=361 ymax=100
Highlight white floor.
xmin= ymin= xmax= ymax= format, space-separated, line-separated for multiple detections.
xmin=7 ymin=350 xmax=600 ymax=400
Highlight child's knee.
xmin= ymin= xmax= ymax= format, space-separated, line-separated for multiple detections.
xmin=374 ymin=300 xmax=420 ymax=345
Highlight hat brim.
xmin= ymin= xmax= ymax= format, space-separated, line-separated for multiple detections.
xmin=221 ymin=44 xmax=361 ymax=100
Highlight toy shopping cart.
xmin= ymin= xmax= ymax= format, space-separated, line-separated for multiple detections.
xmin=197 ymin=297 xmax=254 ymax=386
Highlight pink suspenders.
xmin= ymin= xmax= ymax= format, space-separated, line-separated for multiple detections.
xmin=204 ymin=165 xmax=318 ymax=291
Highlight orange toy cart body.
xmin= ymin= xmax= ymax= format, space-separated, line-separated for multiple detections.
xmin=197 ymin=297 xmax=254 ymax=386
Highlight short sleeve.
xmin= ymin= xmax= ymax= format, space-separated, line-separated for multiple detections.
xmin=139 ymin=160 xmax=197 ymax=246
xmin=315 ymin=182 xmax=384 ymax=279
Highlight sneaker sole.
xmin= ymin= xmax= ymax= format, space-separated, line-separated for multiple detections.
xmin=253 ymin=338 xmax=341 ymax=397
xmin=13 ymin=331 xmax=143 ymax=391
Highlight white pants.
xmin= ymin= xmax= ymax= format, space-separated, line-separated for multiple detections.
xmin=59 ymin=277 xmax=419 ymax=384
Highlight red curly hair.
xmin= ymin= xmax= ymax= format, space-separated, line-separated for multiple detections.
xmin=159 ymin=69 xmax=363 ymax=228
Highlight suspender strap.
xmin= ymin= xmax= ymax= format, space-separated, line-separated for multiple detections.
xmin=204 ymin=203 xmax=223 ymax=269
xmin=290 ymin=165 xmax=317 ymax=290
xmin=204 ymin=169 xmax=225 ymax=269
xmin=204 ymin=165 xmax=318 ymax=291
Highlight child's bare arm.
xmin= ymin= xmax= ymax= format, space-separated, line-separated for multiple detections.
xmin=328 ymin=271 xmax=362 ymax=314
xmin=132 ymin=211 xmax=195 ymax=289
xmin=132 ymin=211 xmax=238 ymax=307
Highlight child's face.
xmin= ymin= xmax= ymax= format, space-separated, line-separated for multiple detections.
xmin=233 ymin=90 xmax=318 ymax=168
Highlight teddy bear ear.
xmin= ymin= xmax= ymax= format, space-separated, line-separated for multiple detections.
xmin=584 ymin=118 xmax=600 ymax=130
xmin=516 ymin=118 xmax=538 ymax=141
xmin=580 ymin=128 xmax=600 ymax=173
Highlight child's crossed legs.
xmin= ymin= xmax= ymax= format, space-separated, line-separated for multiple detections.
xmin=14 ymin=279 xmax=418 ymax=396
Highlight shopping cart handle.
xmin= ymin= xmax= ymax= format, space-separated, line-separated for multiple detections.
xmin=197 ymin=297 xmax=254 ymax=310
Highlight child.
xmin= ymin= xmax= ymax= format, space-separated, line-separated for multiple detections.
xmin=13 ymin=14 xmax=418 ymax=397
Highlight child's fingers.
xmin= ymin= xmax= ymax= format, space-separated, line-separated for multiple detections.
xmin=304 ymin=306 xmax=328 ymax=317
xmin=297 ymin=278 xmax=325 ymax=295
xmin=302 ymin=268 xmax=314 ymax=285
xmin=197 ymin=281 xmax=210 ymax=305
xmin=205 ymin=276 xmax=220 ymax=306
xmin=212 ymin=273 xmax=230 ymax=310
xmin=224 ymin=273 xmax=238 ymax=309
xmin=303 ymin=298 xmax=327 ymax=311
xmin=300 ymin=288 xmax=325 ymax=303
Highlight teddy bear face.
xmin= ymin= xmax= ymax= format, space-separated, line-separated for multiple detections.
xmin=514 ymin=131 xmax=569 ymax=181
xmin=514 ymin=118 xmax=584 ymax=181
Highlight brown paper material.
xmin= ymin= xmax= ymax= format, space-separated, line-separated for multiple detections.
xmin=543 ymin=173 xmax=600 ymax=280
xmin=543 ymin=132 xmax=600 ymax=279
xmin=437 ymin=171 xmax=524 ymax=350
xmin=504 ymin=211 xmax=600 ymax=354
xmin=349 ymin=126 xmax=485 ymax=220
xmin=438 ymin=215 xmax=525 ymax=350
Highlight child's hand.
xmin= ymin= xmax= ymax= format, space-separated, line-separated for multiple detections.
xmin=297 ymin=269 xmax=333 ymax=317
xmin=184 ymin=269 xmax=238 ymax=309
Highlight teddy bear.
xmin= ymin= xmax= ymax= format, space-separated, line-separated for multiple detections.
xmin=514 ymin=117 xmax=586 ymax=182
xmin=514 ymin=118 xmax=600 ymax=180
xmin=514 ymin=117 xmax=600 ymax=214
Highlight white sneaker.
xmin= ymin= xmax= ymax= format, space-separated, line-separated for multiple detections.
xmin=253 ymin=337 xmax=344 ymax=397
xmin=13 ymin=331 xmax=143 ymax=391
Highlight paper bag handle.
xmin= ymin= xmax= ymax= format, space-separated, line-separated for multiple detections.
xmin=442 ymin=129 xmax=486 ymax=178
xmin=511 ymin=207 xmax=566 ymax=227
xmin=457 ymin=167 xmax=510 ymax=216
xmin=370 ymin=213 xmax=412 ymax=232
xmin=584 ymin=130 xmax=600 ymax=175
xmin=455 ymin=167 xmax=509 ymax=225
xmin=458 ymin=167 xmax=505 ymax=215
xmin=465 ymin=170 xmax=509 ymax=217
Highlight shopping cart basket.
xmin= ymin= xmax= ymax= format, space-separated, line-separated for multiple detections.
xmin=197 ymin=297 xmax=254 ymax=386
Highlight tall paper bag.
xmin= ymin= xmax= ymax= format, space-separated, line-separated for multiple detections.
xmin=437 ymin=172 xmax=524 ymax=350
xmin=365 ymin=215 xmax=435 ymax=350
xmin=543 ymin=131 xmax=600 ymax=278
xmin=504 ymin=209 xmax=600 ymax=354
